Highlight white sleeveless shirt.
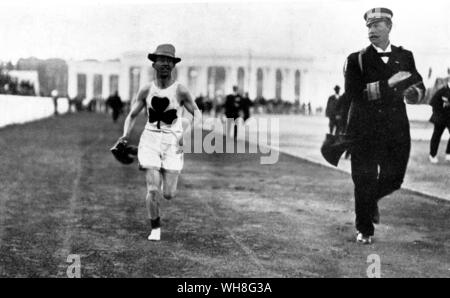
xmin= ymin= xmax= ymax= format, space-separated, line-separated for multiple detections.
xmin=144 ymin=80 xmax=183 ymax=134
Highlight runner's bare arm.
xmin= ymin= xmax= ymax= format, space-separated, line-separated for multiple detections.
xmin=122 ymin=85 xmax=149 ymax=139
xmin=178 ymin=84 xmax=202 ymax=127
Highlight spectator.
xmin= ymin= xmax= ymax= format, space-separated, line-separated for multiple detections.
xmin=51 ymin=89 xmax=59 ymax=115
xmin=195 ymin=94 xmax=205 ymax=113
xmin=325 ymin=85 xmax=341 ymax=134
xmin=335 ymin=91 xmax=351 ymax=135
xmin=241 ymin=92 xmax=253 ymax=122
xmin=224 ymin=86 xmax=242 ymax=140
xmin=106 ymin=91 xmax=124 ymax=123
xmin=428 ymin=79 xmax=450 ymax=163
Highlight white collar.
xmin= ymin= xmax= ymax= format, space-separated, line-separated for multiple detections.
xmin=372 ymin=43 xmax=392 ymax=53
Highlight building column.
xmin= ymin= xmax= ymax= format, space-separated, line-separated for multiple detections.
xmin=281 ymin=68 xmax=287 ymax=101
xmin=224 ymin=66 xmax=232 ymax=95
xmin=102 ymin=73 xmax=110 ymax=98
xmin=290 ymin=68 xmax=297 ymax=102
xmin=184 ymin=66 xmax=191 ymax=92
xmin=186 ymin=66 xmax=196 ymax=96
xmin=119 ymin=65 xmax=130 ymax=102
xmin=264 ymin=67 xmax=276 ymax=99
xmin=224 ymin=66 xmax=237 ymax=95
xmin=67 ymin=62 xmax=77 ymax=98
xmin=293 ymin=69 xmax=301 ymax=103
xmin=140 ymin=67 xmax=149 ymax=89
xmin=247 ymin=67 xmax=257 ymax=99
xmin=299 ymin=69 xmax=308 ymax=104
xmin=282 ymin=68 xmax=294 ymax=102
xmin=197 ymin=66 xmax=208 ymax=97
xmin=176 ymin=65 xmax=189 ymax=87
xmin=86 ymin=73 xmax=94 ymax=100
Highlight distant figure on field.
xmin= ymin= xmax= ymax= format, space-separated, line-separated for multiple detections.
xmin=224 ymin=86 xmax=242 ymax=140
xmin=241 ymin=92 xmax=253 ymax=122
xmin=428 ymin=79 xmax=450 ymax=163
xmin=51 ymin=89 xmax=59 ymax=115
xmin=106 ymin=91 xmax=124 ymax=123
xmin=325 ymin=85 xmax=341 ymax=134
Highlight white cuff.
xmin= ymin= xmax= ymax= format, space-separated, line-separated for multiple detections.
xmin=413 ymin=86 xmax=424 ymax=102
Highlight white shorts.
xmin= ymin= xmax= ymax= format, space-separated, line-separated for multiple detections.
xmin=138 ymin=129 xmax=184 ymax=173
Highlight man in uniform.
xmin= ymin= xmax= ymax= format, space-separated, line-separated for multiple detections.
xmin=428 ymin=78 xmax=450 ymax=163
xmin=344 ymin=8 xmax=425 ymax=244
xmin=224 ymin=85 xmax=242 ymax=140
xmin=335 ymin=91 xmax=350 ymax=136
xmin=115 ymin=44 xmax=201 ymax=241
xmin=325 ymin=85 xmax=341 ymax=135
xmin=241 ymin=92 xmax=253 ymax=123
xmin=106 ymin=91 xmax=124 ymax=123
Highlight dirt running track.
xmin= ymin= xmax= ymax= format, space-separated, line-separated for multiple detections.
xmin=0 ymin=113 xmax=448 ymax=277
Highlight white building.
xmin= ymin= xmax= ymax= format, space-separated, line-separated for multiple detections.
xmin=67 ymin=50 xmax=314 ymax=104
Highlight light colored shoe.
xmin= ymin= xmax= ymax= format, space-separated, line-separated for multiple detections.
xmin=356 ymin=232 xmax=372 ymax=244
xmin=429 ymin=155 xmax=438 ymax=164
xmin=148 ymin=228 xmax=161 ymax=241
xmin=445 ymin=154 xmax=450 ymax=161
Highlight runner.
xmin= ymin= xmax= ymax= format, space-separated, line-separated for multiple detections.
xmin=115 ymin=44 xmax=201 ymax=241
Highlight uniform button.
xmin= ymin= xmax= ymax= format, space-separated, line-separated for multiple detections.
xmin=378 ymin=109 xmax=382 ymax=113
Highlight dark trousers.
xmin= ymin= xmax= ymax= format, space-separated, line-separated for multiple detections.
xmin=112 ymin=108 xmax=121 ymax=122
xmin=337 ymin=114 xmax=348 ymax=135
xmin=429 ymin=122 xmax=450 ymax=157
xmin=351 ymin=134 xmax=410 ymax=236
xmin=225 ymin=114 xmax=239 ymax=141
xmin=328 ymin=117 xmax=338 ymax=134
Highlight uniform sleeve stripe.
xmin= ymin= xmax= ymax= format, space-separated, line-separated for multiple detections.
xmin=367 ymin=82 xmax=381 ymax=101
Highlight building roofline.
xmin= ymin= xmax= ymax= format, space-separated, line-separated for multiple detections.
xmin=122 ymin=50 xmax=313 ymax=63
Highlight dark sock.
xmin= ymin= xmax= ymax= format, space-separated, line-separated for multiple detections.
xmin=150 ymin=217 xmax=161 ymax=229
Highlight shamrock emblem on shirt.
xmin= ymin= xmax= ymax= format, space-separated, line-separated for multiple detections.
xmin=148 ymin=96 xmax=177 ymax=129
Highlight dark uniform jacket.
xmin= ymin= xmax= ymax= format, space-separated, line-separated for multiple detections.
xmin=240 ymin=96 xmax=253 ymax=121
xmin=106 ymin=94 xmax=123 ymax=111
xmin=344 ymin=45 xmax=425 ymax=142
xmin=336 ymin=92 xmax=351 ymax=124
xmin=224 ymin=93 xmax=242 ymax=119
xmin=429 ymin=85 xmax=450 ymax=125
xmin=325 ymin=94 xmax=339 ymax=118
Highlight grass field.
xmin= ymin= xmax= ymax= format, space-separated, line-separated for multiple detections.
xmin=0 ymin=112 xmax=449 ymax=277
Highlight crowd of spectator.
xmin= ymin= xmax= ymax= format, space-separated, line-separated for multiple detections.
xmin=0 ymin=72 xmax=36 ymax=96
xmin=194 ymin=93 xmax=313 ymax=116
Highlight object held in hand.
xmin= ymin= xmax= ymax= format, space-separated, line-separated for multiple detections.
xmin=320 ymin=133 xmax=353 ymax=167
xmin=442 ymin=97 xmax=450 ymax=108
xmin=388 ymin=71 xmax=411 ymax=87
xmin=403 ymin=82 xmax=423 ymax=104
xmin=110 ymin=137 xmax=138 ymax=164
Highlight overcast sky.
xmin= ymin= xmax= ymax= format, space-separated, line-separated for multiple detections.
xmin=1 ymin=0 xmax=449 ymax=62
